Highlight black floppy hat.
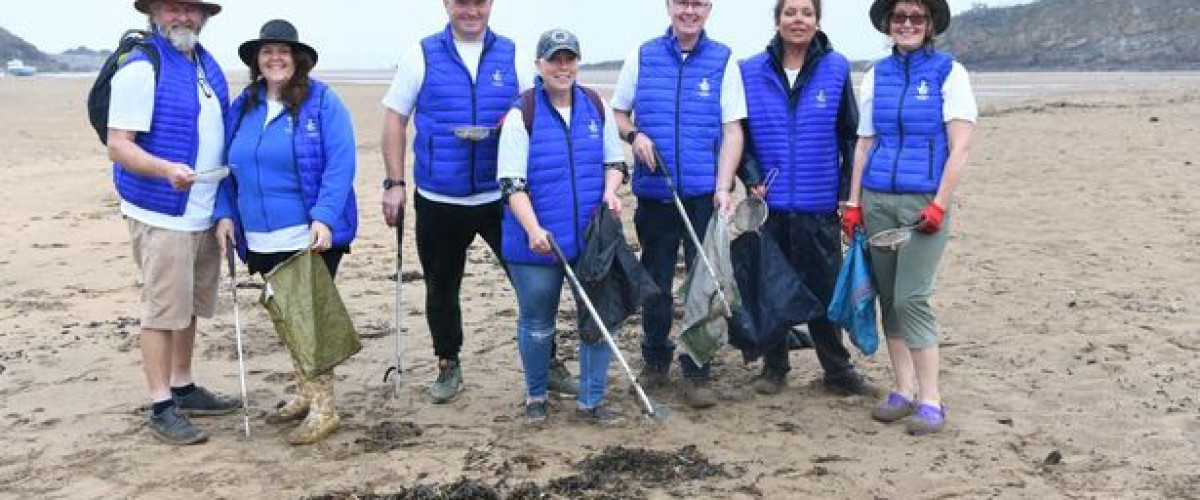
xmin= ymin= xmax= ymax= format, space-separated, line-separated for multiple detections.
xmin=869 ymin=0 xmax=951 ymax=36
xmin=238 ymin=20 xmax=319 ymax=67
xmin=134 ymin=0 xmax=222 ymax=16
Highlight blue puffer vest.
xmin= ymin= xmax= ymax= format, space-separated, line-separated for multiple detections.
xmin=225 ymin=80 xmax=358 ymax=247
xmin=863 ymin=47 xmax=953 ymax=194
xmin=413 ymin=25 xmax=519 ymax=196
xmin=502 ymin=84 xmax=605 ymax=266
xmin=631 ymin=29 xmax=730 ymax=201
xmin=113 ymin=33 xmax=228 ymax=215
xmin=742 ymin=46 xmax=848 ymax=212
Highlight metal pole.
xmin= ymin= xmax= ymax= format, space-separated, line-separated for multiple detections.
xmin=225 ymin=247 xmax=251 ymax=437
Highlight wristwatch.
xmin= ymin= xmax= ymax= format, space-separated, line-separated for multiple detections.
xmin=382 ymin=178 xmax=406 ymax=189
xmin=622 ymin=128 xmax=643 ymax=144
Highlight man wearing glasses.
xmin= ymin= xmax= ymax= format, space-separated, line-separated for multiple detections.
xmin=612 ymin=0 xmax=746 ymax=409
xmin=381 ymin=0 xmax=577 ymax=404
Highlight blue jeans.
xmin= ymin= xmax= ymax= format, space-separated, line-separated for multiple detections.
xmin=509 ymin=262 xmax=612 ymax=409
xmin=634 ymin=196 xmax=714 ymax=379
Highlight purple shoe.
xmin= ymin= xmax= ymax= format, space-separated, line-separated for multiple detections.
xmin=905 ymin=403 xmax=945 ymax=435
xmin=871 ymin=391 xmax=915 ymax=423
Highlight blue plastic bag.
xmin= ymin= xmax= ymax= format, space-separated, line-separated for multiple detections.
xmin=827 ymin=230 xmax=879 ymax=356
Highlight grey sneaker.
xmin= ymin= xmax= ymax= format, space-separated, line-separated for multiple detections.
xmin=430 ymin=360 xmax=462 ymax=404
xmin=547 ymin=361 xmax=578 ymax=396
xmin=173 ymin=386 xmax=239 ymax=416
xmin=629 ymin=365 xmax=670 ymax=395
xmin=148 ymin=406 xmax=208 ymax=445
xmin=524 ymin=400 xmax=548 ymax=425
xmin=574 ymin=406 xmax=624 ymax=426
xmin=680 ymin=378 xmax=718 ymax=409
xmin=751 ymin=368 xmax=787 ymax=395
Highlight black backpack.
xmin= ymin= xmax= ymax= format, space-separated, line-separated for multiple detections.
xmin=87 ymin=30 xmax=161 ymax=145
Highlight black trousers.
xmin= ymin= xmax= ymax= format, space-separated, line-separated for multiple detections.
xmin=415 ymin=192 xmax=557 ymax=362
xmin=247 ymin=247 xmax=347 ymax=278
xmin=759 ymin=210 xmax=856 ymax=381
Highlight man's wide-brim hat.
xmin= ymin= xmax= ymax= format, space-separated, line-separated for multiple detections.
xmin=134 ymin=0 xmax=222 ymax=16
xmin=869 ymin=0 xmax=951 ymax=36
xmin=238 ymin=20 xmax=319 ymax=67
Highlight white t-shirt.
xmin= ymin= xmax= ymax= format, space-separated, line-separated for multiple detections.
xmin=496 ymin=99 xmax=625 ymax=180
xmin=382 ymin=39 xmax=536 ymax=206
xmin=109 ymin=59 xmax=224 ymax=232
xmin=856 ymin=61 xmax=978 ymax=137
xmin=784 ymin=68 xmax=801 ymax=88
xmin=610 ymin=46 xmax=748 ymax=124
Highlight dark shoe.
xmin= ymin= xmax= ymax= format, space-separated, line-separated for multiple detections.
xmin=822 ymin=372 xmax=877 ymax=397
xmin=174 ymin=385 xmax=239 ymax=416
xmin=547 ymin=361 xmax=579 ymax=396
xmin=680 ymin=378 xmax=718 ymax=409
xmin=430 ymin=359 xmax=462 ymax=404
xmin=148 ymin=406 xmax=208 ymax=445
xmin=787 ymin=326 xmax=814 ymax=350
xmin=629 ymin=365 xmax=670 ymax=395
xmin=871 ymin=391 xmax=915 ymax=423
xmin=905 ymin=403 xmax=946 ymax=435
xmin=524 ymin=400 xmax=548 ymax=425
xmin=574 ymin=406 xmax=624 ymax=426
xmin=751 ymin=368 xmax=787 ymax=395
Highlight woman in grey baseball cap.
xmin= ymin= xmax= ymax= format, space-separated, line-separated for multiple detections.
xmin=495 ymin=29 xmax=632 ymax=426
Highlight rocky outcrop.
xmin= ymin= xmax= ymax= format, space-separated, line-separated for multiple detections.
xmin=941 ymin=0 xmax=1200 ymax=70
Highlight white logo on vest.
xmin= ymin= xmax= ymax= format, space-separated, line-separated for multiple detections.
xmin=697 ymin=77 xmax=711 ymax=98
xmin=588 ymin=119 xmax=600 ymax=138
xmin=916 ymin=80 xmax=931 ymax=101
xmin=491 ymin=69 xmax=504 ymax=87
xmin=815 ymin=89 xmax=827 ymax=108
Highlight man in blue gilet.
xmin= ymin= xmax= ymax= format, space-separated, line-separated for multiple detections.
xmin=106 ymin=0 xmax=238 ymax=445
xmin=381 ymin=0 xmax=576 ymax=404
xmin=612 ymin=0 xmax=747 ymax=409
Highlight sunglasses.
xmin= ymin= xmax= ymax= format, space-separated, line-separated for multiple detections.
xmin=890 ymin=12 xmax=928 ymax=26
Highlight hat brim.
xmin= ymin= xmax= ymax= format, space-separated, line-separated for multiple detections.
xmin=238 ymin=40 xmax=320 ymax=68
xmin=134 ymin=0 xmax=222 ymax=16
xmin=869 ymin=0 xmax=950 ymax=36
xmin=538 ymin=45 xmax=581 ymax=61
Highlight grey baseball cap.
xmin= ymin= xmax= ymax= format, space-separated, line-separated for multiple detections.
xmin=536 ymin=28 xmax=581 ymax=60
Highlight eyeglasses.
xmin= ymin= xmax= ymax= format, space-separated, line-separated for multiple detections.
xmin=890 ymin=12 xmax=928 ymax=26
xmin=671 ymin=0 xmax=712 ymax=11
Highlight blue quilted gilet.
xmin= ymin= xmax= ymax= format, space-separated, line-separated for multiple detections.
xmin=863 ymin=48 xmax=953 ymax=194
xmin=630 ymin=29 xmax=730 ymax=201
xmin=741 ymin=49 xmax=848 ymax=212
xmin=113 ymin=33 xmax=228 ymax=215
xmin=502 ymin=84 xmax=605 ymax=266
xmin=413 ymin=25 xmax=519 ymax=196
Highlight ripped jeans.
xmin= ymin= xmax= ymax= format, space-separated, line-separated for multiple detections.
xmin=509 ymin=262 xmax=612 ymax=409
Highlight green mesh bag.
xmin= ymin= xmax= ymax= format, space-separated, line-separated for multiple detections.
xmin=260 ymin=250 xmax=361 ymax=378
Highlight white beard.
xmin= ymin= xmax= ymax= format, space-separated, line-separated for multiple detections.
xmin=160 ymin=25 xmax=200 ymax=52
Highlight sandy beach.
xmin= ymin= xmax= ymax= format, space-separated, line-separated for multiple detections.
xmin=0 ymin=71 xmax=1197 ymax=499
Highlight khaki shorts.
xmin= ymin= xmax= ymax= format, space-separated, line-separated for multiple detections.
xmin=127 ymin=218 xmax=221 ymax=330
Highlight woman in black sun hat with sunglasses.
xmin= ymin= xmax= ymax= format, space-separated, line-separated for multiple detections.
xmin=843 ymin=0 xmax=977 ymax=435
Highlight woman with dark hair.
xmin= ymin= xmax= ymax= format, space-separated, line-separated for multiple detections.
xmin=214 ymin=19 xmax=357 ymax=445
xmin=738 ymin=0 xmax=869 ymax=397
xmin=843 ymin=0 xmax=977 ymax=435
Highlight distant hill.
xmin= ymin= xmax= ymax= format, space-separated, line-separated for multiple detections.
xmin=0 ymin=26 xmax=65 ymax=71
xmin=941 ymin=0 xmax=1200 ymax=70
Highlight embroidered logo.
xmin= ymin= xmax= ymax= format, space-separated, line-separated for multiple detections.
xmin=491 ymin=69 xmax=504 ymax=86
xmin=697 ymin=77 xmax=711 ymax=98
xmin=915 ymin=80 xmax=931 ymax=101
xmin=306 ymin=118 xmax=319 ymax=137
xmin=588 ymin=119 xmax=600 ymax=137
xmin=815 ymin=89 xmax=827 ymax=108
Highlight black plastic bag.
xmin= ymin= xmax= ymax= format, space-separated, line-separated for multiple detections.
xmin=726 ymin=230 xmax=824 ymax=362
xmin=574 ymin=209 xmax=661 ymax=344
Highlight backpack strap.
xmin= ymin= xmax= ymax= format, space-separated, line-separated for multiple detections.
xmin=518 ymin=85 xmax=606 ymax=134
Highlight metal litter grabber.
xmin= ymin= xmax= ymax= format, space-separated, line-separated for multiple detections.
xmin=650 ymin=148 xmax=733 ymax=317
xmin=224 ymin=246 xmax=252 ymax=437
xmin=383 ymin=211 xmax=406 ymax=396
xmin=548 ymin=236 xmax=671 ymax=422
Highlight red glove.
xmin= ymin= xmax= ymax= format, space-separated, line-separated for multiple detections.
xmin=915 ymin=202 xmax=945 ymax=234
xmin=840 ymin=205 xmax=863 ymax=239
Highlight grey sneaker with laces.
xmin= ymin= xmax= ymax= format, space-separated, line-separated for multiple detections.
xmin=547 ymin=361 xmax=578 ymax=396
xmin=148 ymin=405 xmax=208 ymax=445
xmin=574 ymin=406 xmax=624 ymax=426
xmin=173 ymin=385 xmax=239 ymax=417
xmin=430 ymin=359 xmax=463 ymax=404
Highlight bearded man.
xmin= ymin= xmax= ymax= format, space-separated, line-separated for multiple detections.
xmin=106 ymin=0 xmax=237 ymax=445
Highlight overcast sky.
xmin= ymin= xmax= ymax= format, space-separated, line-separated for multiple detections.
xmin=2 ymin=0 xmax=1034 ymax=69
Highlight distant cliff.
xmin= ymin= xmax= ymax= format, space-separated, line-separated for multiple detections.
xmin=941 ymin=0 xmax=1200 ymax=70
xmin=0 ymin=26 xmax=65 ymax=71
